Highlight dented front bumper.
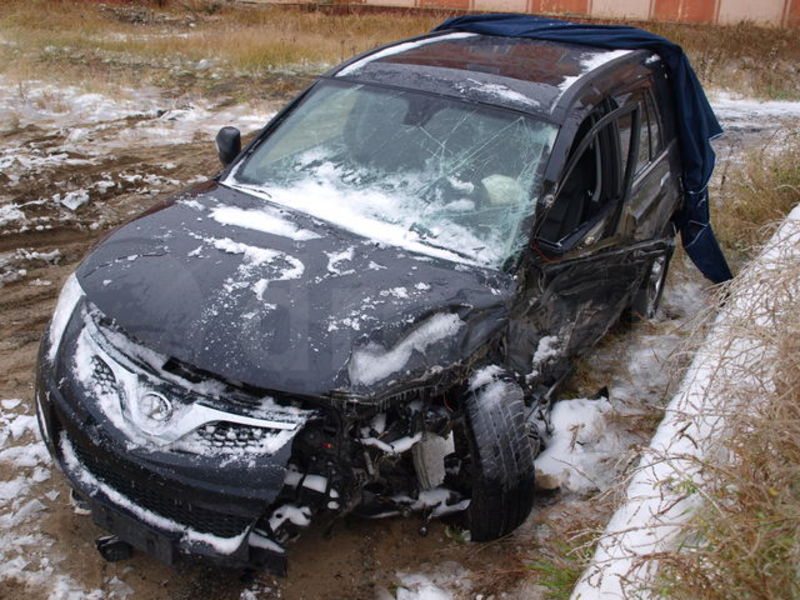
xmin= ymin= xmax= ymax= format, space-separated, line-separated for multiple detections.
xmin=34 ymin=301 xmax=315 ymax=573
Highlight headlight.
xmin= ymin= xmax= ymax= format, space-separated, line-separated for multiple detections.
xmin=47 ymin=273 xmax=84 ymax=363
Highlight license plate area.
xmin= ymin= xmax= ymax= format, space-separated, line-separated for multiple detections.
xmin=91 ymin=500 xmax=176 ymax=565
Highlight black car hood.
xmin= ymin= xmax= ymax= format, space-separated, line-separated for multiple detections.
xmin=76 ymin=183 xmax=515 ymax=398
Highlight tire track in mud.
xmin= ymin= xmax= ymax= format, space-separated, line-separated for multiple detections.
xmin=0 ymin=121 xmax=240 ymax=599
xmin=0 ymin=107 xmax=216 ymax=390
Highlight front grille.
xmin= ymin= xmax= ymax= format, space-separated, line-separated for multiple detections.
xmin=87 ymin=305 xmax=295 ymax=417
xmin=174 ymin=421 xmax=295 ymax=456
xmin=71 ymin=439 xmax=252 ymax=538
xmin=196 ymin=422 xmax=274 ymax=450
xmin=90 ymin=357 xmax=117 ymax=396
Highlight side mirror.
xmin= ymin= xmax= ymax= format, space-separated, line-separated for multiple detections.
xmin=215 ymin=126 xmax=241 ymax=167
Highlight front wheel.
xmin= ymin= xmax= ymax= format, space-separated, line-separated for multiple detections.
xmin=463 ymin=377 xmax=536 ymax=541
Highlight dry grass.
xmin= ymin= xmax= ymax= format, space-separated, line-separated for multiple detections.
xmin=651 ymin=221 xmax=800 ymax=600
xmin=1 ymin=1 xmax=799 ymax=99
xmin=639 ymin=20 xmax=800 ymax=99
xmin=0 ymin=1 xmax=439 ymax=73
xmin=713 ymin=135 xmax=800 ymax=265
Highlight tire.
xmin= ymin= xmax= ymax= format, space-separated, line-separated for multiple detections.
xmin=629 ymin=251 xmax=672 ymax=321
xmin=463 ymin=377 xmax=536 ymax=541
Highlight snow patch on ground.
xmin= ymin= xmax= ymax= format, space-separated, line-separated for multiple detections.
xmin=711 ymin=92 xmax=800 ymax=131
xmin=535 ymin=264 xmax=706 ymax=495
xmin=535 ymin=398 xmax=622 ymax=493
xmin=0 ymin=74 xmax=274 ymax=233
xmin=387 ymin=563 xmax=473 ymax=600
xmin=0 ymin=396 xmax=107 ymax=599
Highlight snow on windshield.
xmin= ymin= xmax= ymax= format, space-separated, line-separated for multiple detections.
xmin=226 ymin=81 xmax=557 ymax=269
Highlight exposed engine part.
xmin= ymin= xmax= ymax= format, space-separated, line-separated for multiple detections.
xmin=412 ymin=432 xmax=455 ymax=489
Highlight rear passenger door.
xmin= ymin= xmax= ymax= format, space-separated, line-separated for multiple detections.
xmin=614 ymin=81 xmax=681 ymax=242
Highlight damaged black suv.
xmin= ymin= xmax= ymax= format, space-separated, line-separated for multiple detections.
xmin=36 ymin=27 xmax=683 ymax=574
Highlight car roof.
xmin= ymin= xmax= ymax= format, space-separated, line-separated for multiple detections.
xmin=331 ymin=32 xmax=650 ymax=122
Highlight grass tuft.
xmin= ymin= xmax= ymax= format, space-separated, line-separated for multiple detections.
xmin=713 ymin=135 xmax=800 ymax=265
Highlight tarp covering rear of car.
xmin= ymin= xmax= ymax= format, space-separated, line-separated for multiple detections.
xmin=434 ymin=14 xmax=732 ymax=283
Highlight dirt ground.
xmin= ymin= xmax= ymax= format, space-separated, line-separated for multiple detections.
xmin=2 ymin=27 xmax=800 ymax=600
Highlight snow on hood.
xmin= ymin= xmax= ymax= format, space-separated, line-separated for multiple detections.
xmin=348 ymin=313 xmax=465 ymax=386
xmin=75 ymin=183 xmax=512 ymax=398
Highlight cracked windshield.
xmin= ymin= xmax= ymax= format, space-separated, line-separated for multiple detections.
xmin=229 ymin=81 xmax=557 ymax=268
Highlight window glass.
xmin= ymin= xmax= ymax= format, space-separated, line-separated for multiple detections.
xmin=637 ymin=104 xmax=650 ymax=171
xmin=229 ymin=81 xmax=557 ymax=269
xmin=645 ymin=92 xmax=662 ymax=156
xmin=614 ymin=92 xmax=649 ymax=175
xmin=617 ymin=110 xmax=632 ymax=180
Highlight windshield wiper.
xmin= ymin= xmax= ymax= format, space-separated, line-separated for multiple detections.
xmin=226 ymin=180 xmax=273 ymax=200
xmin=409 ymin=223 xmax=476 ymax=261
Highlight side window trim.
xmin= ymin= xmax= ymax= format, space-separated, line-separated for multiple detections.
xmin=559 ymin=102 xmax=638 ymax=190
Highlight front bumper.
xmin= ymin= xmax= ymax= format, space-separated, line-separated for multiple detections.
xmin=35 ymin=302 xmax=313 ymax=572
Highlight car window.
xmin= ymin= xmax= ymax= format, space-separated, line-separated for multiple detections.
xmin=617 ymin=109 xmax=633 ymax=178
xmin=644 ymin=90 xmax=663 ymax=157
xmin=262 ymin=87 xmax=359 ymax=162
xmin=614 ymin=92 xmax=649 ymax=176
xmin=536 ymin=112 xmax=616 ymax=248
xmin=637 ymin=104 xmax=650 ymax=169
xmin=614 ymin=83 xmax=665 ymax=176
xmin=229 ymin=80 xmax=558 ymax=269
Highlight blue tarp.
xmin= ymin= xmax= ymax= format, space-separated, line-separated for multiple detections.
xmin=434 ymin=14 xmax=732 ymax=283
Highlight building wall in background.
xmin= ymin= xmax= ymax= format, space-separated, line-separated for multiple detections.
xmin=336 ymin=0 xmax=800 ymax=27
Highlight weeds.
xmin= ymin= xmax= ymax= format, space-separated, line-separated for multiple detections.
xmin=529 ymin=540 xmax=595 ymax=599
xmin=650 ymin=217 xmax=800 ymax=600
xmin=522 ymin=498 xmax=614 ymax=599
xmin=0 ymin=1 xmax=438 ymax=74
xmin=641 ymin=21 xmax=800 ymax=98
xmin=713 ymin=135 xmax=800 ymax=264
xmin=1 ymin=1 xmax=798 ymax=99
